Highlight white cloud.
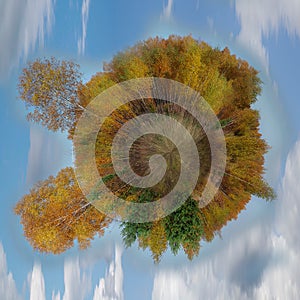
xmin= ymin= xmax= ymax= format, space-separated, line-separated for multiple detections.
xmin=0 ymin=0 xmax=54 ymax=78
xmin=77 ymin=0 xmax=91 ymax=55
xmin=62 ymin=257 xmax=91 ymax=300
xmin=276 ymin=140 xmax=300 ymax=249
xmin=29 ymin=262 xmax=46 ymax=300
xmin=26 ymin=125 xmax=72 ymax=187
xmin=152 ymin=225 xmax=272 ymax=300
xmin=46 ymin=243 xmax=123 ymax=300
xmin=152 ymin=139 xmax=300 ymax=299
xmin=234 ymin=0 xmax=300 ymax=71
xmin=0 ymin=244 xmax=121 ymax=300
xmin=52 ymin=291 xmax=61 ymax=300
xmin=0 ymin=239 xmax=123 ymax=299
xmin=0 ymin=242 xmax=21 ymax=300
xmin=161 ymin=0 xmax=174 ymax=21
xmin=93 ymin=245 xmax=124 ymax=300
xmin=46 ymin=242 xmax=124 ymax=300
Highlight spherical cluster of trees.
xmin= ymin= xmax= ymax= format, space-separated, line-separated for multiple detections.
xmin=15 ymin=36 xmax=274 ymax=262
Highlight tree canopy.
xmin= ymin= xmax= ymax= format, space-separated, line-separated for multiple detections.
xmin=18 ymin=57 xmax=83 ymax=132
xmin=15 ymin=167 xmax=110 ymax=254
xmin=15 ymin=35 xmax=275 ymax=261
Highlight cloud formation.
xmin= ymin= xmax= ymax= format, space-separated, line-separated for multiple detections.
xmin=62 ymin=257 xmax=91 ymax=300
xmin=77 ymin=0 xmax=91 ymax=55
xmin=234 ymin=0 xmax=300 ymax=70
xmin=152 ymin=139 xmax=300 ymax=299
xmin=29 ymin=263 xmax=46 ymax=300
xmin=161 ymin=0 xmax=174 ymax=21
xmin=0 ymin=242 xmax=21 ymax=300
xmin=92 ymin=245 xmax=124 ymax=300
xmin=52 ymin=291 xmax=61 ymax=300
xmin=1 ymin=230 xmax=123 ymax=300
xmin=26 ymin=125 xmax=72 ymax=187
xmin=0 ymin=0 xmax=54 ymax=78
xmin=49 ymin=243 xmax=123 ymax=300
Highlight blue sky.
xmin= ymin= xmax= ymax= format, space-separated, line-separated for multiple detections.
xmin=1 ymin=0 xmax=300 ymax=299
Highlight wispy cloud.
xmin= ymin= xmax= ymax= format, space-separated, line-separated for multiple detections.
xmin=234 ymin=0 xmax=300 ymax=71
xmin=51 ymin=243 xmax=124 ymax=300
xmin=49 ymin=243 xmax=123 ymax=300
xmin=0 ymin=242 xmax=21 ymax=300
xmin=62 ymin=257 xmax=91 ymax=300
xmin=77 ymin=0 xmax=91 ymax=55
xmin=93 ymin=245 xmax=124 ymax=300
xmin=29 ymin=263 xmax=46 ymax=300
xmin=26 ymin=125 xmax=72 ymax=187
xmin=161 ymin=0 xmax=174 ymax=21
xmin=52 ymin=291 xmax=61 ymax=300
xmin=152 ymin=139 xmax=300 ymax=299
xmin=0 ymin=0 xmax=54 ymax=78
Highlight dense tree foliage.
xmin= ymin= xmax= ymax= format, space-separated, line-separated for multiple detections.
xmin=15 ymin=167 xmax=110 ymax=253
xmin=15 ymin=36 xmax=275 ymax=261
xmin=18 ymin=57 xmax=83 ymax=132
xmin=121 ymin=196 xmax=203 ymax=263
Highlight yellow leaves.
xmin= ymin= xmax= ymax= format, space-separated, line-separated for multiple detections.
xmin=125 ymin=195 xmax=139 ymax=202
xmin=14 ymin=167 xmax=111 ymax=254
xmin=107 ymin=53 xmax=149 ymax=81
xmin=135 ymin=221 xmax=167 ymax=263
xmin=18 ymin=57 xmax=82 ymax=133
xmin=77 ymin=72 xmax=116 ymax=107
xmin=147 ymin=221 xmax=168 ymax=263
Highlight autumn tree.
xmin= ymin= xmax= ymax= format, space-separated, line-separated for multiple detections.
xmin=15 ymin=167 xmax=111 ymax=254
xmin=18 ymin=57 xmax=83 ymax=132
xmin=95 ymin=36 xmax=274 ymax=260
xmin=15 ymin=35 xmax=275 ymax=262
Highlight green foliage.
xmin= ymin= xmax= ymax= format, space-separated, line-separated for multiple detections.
xmin=164 ymin=197 xmax=203 ymax=258
xmin=120 ymin=197 xmax=203 ymax=262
